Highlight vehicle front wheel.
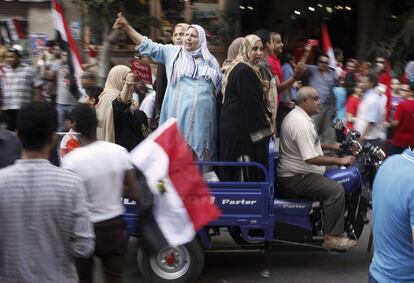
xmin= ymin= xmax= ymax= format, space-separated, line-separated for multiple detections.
xmin=137 ymin=239 xmax=204 ymax=283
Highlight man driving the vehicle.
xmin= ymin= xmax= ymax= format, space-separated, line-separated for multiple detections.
xmin=277 ymin=86 xmax=357 ymax=251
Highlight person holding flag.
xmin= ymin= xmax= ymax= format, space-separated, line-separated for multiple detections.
xmin=304 ymin=25 xmax=337 ymax=144
xmin=304 ymin=52 xmax=336 ymax=144
xmin=52 ymin=0 xmax=83 ymax=99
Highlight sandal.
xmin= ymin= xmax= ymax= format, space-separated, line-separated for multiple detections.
xmin=323 ymin=236 xmax=357 ymax=251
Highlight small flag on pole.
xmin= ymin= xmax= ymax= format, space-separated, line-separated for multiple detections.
xmin=52 ymin=0 xmax=83 ymax=96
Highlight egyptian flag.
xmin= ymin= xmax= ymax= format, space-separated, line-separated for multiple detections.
xmin=52 ymin=0 xmax=83 ymax=97
xmin=4 ymin=19 xmax=25 ymax=42
xmin=321 ymin=23 xmax=337 ymax=70
xmin=129 ymin=119 xmax=221 ymax=253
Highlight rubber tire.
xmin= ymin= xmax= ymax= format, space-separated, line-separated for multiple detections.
xmin=137 ymin=239 xmax=204 ymax=283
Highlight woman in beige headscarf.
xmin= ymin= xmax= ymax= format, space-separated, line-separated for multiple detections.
xmin=219 ymin=35 xmax=273 ymax=181
xmin=222 ymin=37 xmax=244 ymax=69
xmin=96 ymin=65 xmax=131 ymax=142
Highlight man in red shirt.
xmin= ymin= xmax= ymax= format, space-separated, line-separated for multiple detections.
xmin=376 ymin=57 xmax=392 ymax=121
xmin=268 ymin=32 xmax=283 ymax=82
xmin=388 ymin=83 xmax=414 ymax=155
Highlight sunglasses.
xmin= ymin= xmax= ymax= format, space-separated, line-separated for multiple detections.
xmin=319 ymin=61 xmax=329 ymax=64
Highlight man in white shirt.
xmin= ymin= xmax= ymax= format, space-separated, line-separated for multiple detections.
xmin=355 ymin=71 xmax=387 ymax=147
xmin=62 ymin=104 xmax=140 ymax=283
xmin=278 ymin=87 xmax=356 ymax=251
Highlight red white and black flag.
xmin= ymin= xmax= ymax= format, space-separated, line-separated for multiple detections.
xmin=4 ymin=19 xmax=25 ymax=42
xmin=129 ymin=119 xmax=221 ymax=252
xmin=52 ymin=0 xmax=83 ymax=96
xmin=321 ymin=23 xmax=337 ymax=70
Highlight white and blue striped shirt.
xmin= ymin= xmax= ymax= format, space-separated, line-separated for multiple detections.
xmin=0 ymin=159 xmax=95 ymax=283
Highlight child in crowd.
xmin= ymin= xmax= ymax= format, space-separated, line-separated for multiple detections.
xmin=84 ymin=85 xmax=103 ymax=107
xmin=333 ymin=78 xmax=347 ymax=124
xmin=60 ymin=86 xmax=103 ymax=157
xmin=345 ymin=86 xmax=362 ymax=130
xmin=139 ymin=84 xmax=156 ymax=130
xmin=59 ymin=112 xmax=80 ymax=157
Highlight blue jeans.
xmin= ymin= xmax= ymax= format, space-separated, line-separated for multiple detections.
xmin=368 ymin=272 xmax=378 ymax=283
xmin=56 ymin=103 xmax=75 ymax=132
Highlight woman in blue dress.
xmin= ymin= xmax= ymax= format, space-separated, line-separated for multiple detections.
xmin=113 ymin=13 xmax=222 ymax=161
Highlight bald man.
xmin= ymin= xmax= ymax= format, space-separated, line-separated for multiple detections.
xmin=277 ymin=86 xmax=356 ymax=251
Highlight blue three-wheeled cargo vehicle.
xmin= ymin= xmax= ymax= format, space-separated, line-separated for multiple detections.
xmin=124 ymin=129 xmax=385 ymax=283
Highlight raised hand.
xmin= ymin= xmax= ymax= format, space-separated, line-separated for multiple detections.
xmin=112 ymin=12 xmax=144 ymax=45
xmin=293 ymin=80 xmax=302 ymax=89
xmin=125 ymin=72 xmax=136 ymax=85
xmin=113 ymin=13 xmax=129 ymax=31
xmin=304 ymin=43 xmax=312 ymax=53
xmin=293 ymin=62 xmax=307 ymax=79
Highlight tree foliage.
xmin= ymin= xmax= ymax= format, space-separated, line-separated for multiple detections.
xmin=73 ymin=0 xmax=159 ymax=44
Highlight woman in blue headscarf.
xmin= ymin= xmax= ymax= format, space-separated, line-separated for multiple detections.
xmin=113 ymin=13 xmax=222 ymax=161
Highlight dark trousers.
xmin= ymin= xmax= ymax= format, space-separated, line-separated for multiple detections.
xmin=278 ymin=173 xmax=345 ymax=235
xmin=3 ymin=109 xmax=18 ymax=131
xmin=386 ymin=142 xmax=408 ymax=156
xmin=76 ymin=216 xmax=127 ymax=283
xmin=218 ymin=138 xmax=269 ymax=182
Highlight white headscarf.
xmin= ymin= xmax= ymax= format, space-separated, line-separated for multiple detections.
xmin=170 ymin=24 xmax=222 ymax=94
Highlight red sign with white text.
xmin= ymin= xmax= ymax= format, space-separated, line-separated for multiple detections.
xmin=131 ymin=59 xmax=152 ymax=85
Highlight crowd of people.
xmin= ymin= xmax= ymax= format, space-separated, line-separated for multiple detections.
xmin=0 ymin=11 xmax=413 ymax=283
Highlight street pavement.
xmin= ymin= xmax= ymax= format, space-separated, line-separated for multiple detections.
xmin=119 ymin=222 xmax=372 ymax=283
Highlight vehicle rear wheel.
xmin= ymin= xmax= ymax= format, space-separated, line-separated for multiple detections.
xmin=137 ymin=239 xmax=204 ymax=283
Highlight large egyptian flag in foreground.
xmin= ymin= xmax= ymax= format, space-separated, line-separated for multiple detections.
xmin=130 ymin=119 xmax=221 ymax=250
xmin=321 ymin=23 xmax=337 ymax=69
xmin=52 ymin=0 xmax=82 ymax=94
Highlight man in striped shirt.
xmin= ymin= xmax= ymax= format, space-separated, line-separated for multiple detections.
xmin=1 ymin=47 xmax=42 ymax=131
xmin=0 ymin=102 xmax=95 ymax=283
